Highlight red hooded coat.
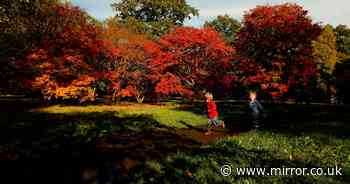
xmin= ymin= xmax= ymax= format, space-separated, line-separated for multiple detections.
xmin=207 ymin=100 xmax=218 ymax=118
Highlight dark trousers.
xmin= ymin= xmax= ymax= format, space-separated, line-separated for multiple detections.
xmin=252 ymin=112 xmax=260 ymax=128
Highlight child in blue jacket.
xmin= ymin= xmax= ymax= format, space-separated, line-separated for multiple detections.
xmin=249 ymin=91 xmax=264 ymax=129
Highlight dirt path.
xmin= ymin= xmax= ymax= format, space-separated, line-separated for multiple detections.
xmin=175 ymin=120 xmax=250 ymax=144
xmin=176 ymin=125 xmax=243 ymax=144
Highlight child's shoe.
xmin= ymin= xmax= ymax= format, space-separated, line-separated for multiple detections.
xmin=221 ymin=120 xmax=225 ymax=128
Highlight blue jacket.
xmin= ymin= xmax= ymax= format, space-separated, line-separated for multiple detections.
xmin=249 ymin=100 xmax=263 ymax=114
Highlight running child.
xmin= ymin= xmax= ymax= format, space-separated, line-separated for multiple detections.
xmin=205 ymin=92 xmax=225 ymax=135
xmin=249 ymin=91 xmax=264 ymax=129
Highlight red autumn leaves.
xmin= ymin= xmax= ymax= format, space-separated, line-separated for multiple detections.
xmin=237 ymin=3 xmax=321 ymax=98
xmin=24 ymin=4 xmax=106 ymax=102
xmin=22 ymin=3 xmax=321 ymax=102
xmin=147 ymin=27 xmax=235 ymax=98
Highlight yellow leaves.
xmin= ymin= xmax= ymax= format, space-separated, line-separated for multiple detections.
xmin=80 ymin=88 xmax=96 ymax=103
xmin=51 ymin=86 xmax=96 ymax=102
xmin=33 ymin=74 xmax=97 ymax=103
xmin=32 ymin=74 xmax=53 ymax=89
xmin=71 ymin=75 xmax=95 ymax=87
xmin=312 ymin=25 xmax=338 ymax=74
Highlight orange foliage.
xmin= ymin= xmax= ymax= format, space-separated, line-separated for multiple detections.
xmin=26 ymin=4 xmax=107 ymax=102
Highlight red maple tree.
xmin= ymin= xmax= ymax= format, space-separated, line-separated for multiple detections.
xmin=101 ymin=21 xmax=154 ymax=103
xmin=146 ymin=27 xmax=235 ymax=98
xmin=24 ymin=3 xmax=109 ymax=102
xmin=236 ymin=3 xmax=321 ymax=99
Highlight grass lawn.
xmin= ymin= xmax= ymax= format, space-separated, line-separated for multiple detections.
xmin=130 ymin=131 xmax=350 ymax=184
xmin=0 ymin=99 xmax=349 ymax=183
xmin=34 ymin=104 xmax=208 ymax=128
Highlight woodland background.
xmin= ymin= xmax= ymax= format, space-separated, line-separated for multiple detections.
xmin=1 ymin=0 xmax=350 ymax=104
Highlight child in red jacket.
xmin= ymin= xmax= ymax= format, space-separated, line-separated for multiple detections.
xmin=205 ymin=92 xmax=225 ymax=135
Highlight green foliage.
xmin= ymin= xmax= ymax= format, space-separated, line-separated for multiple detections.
xmin=334 ymin=25 xmax=350 ymax=61
xmin=204 ymin=15 xmax=242 ymax=45
xmin=312 ymin=25 xmax=338 ymax=74
xmin=334 ymin=58 xmax=350 ymax=103
xmin=111 ymin=0 xmax=198 ymax=37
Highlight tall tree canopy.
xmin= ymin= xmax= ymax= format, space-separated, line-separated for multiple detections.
xmin=146 ymin=27 xmax=235 ymax=98
xmin=312 ymin=25 xmax=338 ymax=74
xmin=0 ymin=0 xmax=67 ymax=47
xmin=1 ymin=1 xmax=341 ymax=102
xmin=204 ymin=15 xmax=242 ymax=46
xmin=236 ymin=3 xmax=321 ymax=98
xmin=334 ymin=25 xmax=350 ymax=61
xmin=19 ymin=3 xmax=110 ymax=102
xmin=0 ymin=0 xmax=63 ymax=93
xmin=111 ymin=0 xmax=198 ymax=37
xmin=101 ymin=18 xmax=154 ymax=103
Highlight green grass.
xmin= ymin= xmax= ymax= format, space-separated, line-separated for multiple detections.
xmin=35 ymin=104 xmax=207 ymax=128
xmin=124 ymin=131 xmax=350 ymax=184
xmin=1 ymin=101 xmax=350 ymax=183
xmin=229 ymin=131 xmax=350 ymax=167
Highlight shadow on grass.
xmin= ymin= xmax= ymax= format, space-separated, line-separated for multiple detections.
xmin=261 ymin=104 xmax=350 ymax=139
xmin=1 ymin=99 xmax=350 ymax=183
xmin=120 ymin=139 xmax=350 ymax=184
xmin=177 ymin=120 xmax=252 ymax=145
xmin=0 ymin=101 xmax=202 ymax=184
xmin=176 ymin=102 xmax=350 ymax=139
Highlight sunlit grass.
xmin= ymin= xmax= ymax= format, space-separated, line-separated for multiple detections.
xmin=2 ymin=102 xmax=350 ymax=183
xmin=33 ymin=104 xmax=207 ymax=128
xmin=125 ymin=130 xmax=350 ymax=184
xmin=226 ymin=131 xmax=350 ymax=168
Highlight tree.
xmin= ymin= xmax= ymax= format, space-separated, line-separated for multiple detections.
xmin=101 ymin=19 xmax=153 ymax=103
xmin=0 ymin=0 xmax=63 ymax=93
xmin=145 ymin=27 xmax=235 ymax=98
xmin=334 ymin=25 xmax=350 ymax=61
xmin=310 ymin=25 xmax=338 ymax=100
xmin=236 ymin=3 xmax=321 ymax=99
xmin=312 ymin=25 xmax=338 ymax=74
xmin=204 ymin=15 xmax=242 ymax=45
xmin=111 ymin=0 xmax=198 ymax=37
xmin=23 ymin=3 xmax=110 ymax=102
xmin=0 ymin=0 xmax=77 ymax=52
xmin=334 ymin=58 xmax=350 ymax=104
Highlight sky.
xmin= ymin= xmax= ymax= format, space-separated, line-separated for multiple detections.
xmin=70 ymin=0 xmax=350 ymax=27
